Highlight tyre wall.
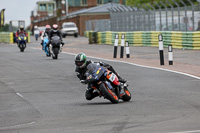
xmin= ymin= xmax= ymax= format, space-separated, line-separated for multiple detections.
xmin=85 ymin=31 xmax=200 ymax=50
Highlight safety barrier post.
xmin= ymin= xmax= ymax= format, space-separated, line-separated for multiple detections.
xmin=168 ymin=45 xmax=173 ymax=65
xmin=125 ymin=41 xmax=130 ymax=58
xmin=158 ymin=34 xmax=164 ymax=65
xmin=120 ymin=34 xmax=125 ymax=58
xmin=113 ymin=34 xmax=119 ymax=58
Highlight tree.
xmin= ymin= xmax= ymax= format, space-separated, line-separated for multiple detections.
xmin=127 ymin=0 xmax=198 ymax=9
xmin=0 ymin=23 xmax=9 ymax=32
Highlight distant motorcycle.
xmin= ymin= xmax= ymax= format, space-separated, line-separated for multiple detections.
xmin=49 ymin=36 xmax=62 ymax=59
xmin=17 ymin=34 xmax=27 ymax=52
xmin=43 ymin=37 xmax=51 ymax=57
xmin=83 ymin=63 xmax=131 ymax=104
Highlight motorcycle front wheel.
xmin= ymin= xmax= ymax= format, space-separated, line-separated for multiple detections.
xmin=45 ymin=46 xmax=51 ymax=57
xmin=99 ymin=83 xmax=119 ymax=104
xmin=52 ymin=47 xmax=59 ymax=59
xmin=121 ymin=87 xmax=131 ymax=102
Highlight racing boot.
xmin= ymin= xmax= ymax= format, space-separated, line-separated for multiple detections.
xmin=85 ymin=87 xmax=99 ymax=100
xmin=119 ymin=84 xmax=125 ymax=98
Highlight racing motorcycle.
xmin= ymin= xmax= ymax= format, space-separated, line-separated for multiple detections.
xmin=49 ymin=36 xmax=62 ymax=59
xmin=83 ymin=63 xmax=131 ymax=104
xmin=43 ymin=37 xmax=51 ymax=57
xmin=17 ymin=34 xmax=27 ymax=52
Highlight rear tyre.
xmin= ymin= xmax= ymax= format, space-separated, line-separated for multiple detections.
xmin=121 ymin=87 xmax=131 ymax=102
xmin=99 ymin=83 xmax=119 ymax=104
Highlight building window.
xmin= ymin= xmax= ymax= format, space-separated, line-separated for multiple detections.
xmin=69 ymin=0 xmax=81 ymax=6
xmin=97 ymin=0 xmax=103 ymax=5
xmin=113 ymin=0 xmax=119 ymax=3
xmin=58 ymin=0 xmax=61 ymax=8
xmin=48 ymin=4 xmax=54 ymax=11
xmin=122 ymin=0 xmax=126 ymax=5
xmin=81 ymin=0 xmax=87 ymax=6
xmin=103 ymin=0 xmax=119 ymax=3
xmin=39 ymin=4 xmax=47 ymax=11
xmin=69 ymin=0 xmax=74 ymax=6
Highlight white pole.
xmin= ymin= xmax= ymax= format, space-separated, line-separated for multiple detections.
xmin=125 ymin=41 xmax=130 ymax=58
xmin=113 ymin=34 xmax=119 ymax=58
xmin=168 ymin=45 xmax=173 ymax=65
xmin=120 ymin=34 xmax=125 ymax=58
xmin=158 ymin=34 xmax=164 ymax=65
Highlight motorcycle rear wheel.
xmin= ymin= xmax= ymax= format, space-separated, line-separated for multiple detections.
xmin=99 ymin=83 xmax=119 ymax=104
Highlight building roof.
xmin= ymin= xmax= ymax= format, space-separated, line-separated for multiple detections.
xmin=61 ymin=2 xmax=128 ymax=20
xmin=37 ymin=1 xmax=55 ymax=4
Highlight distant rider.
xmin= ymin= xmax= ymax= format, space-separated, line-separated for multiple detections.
xmin=74 ymin=53 xmax=127 ymax=100
xmin=48 ymin=24 xmax=64 ymax=50
xmin=41 ymin=25 xmax=51 ymax=49
xmin=15 ymin=25 xmax=28 ymax=44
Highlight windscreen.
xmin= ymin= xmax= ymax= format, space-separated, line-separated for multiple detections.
xmin=64 ymin=24 xmax=76 ymax=28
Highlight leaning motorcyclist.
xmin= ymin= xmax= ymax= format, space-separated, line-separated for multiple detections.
xmin=41 ymin=25 xmax=51 ymax=49
xmin=15 ymin=25 xmax=28 ymax=44
xmin=48 ymin=24 xmax=64 ymax=49
xmin=75 ymin=53 xmax=127 ymax=100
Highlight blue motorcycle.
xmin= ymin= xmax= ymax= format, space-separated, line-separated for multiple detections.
xmin=17 ymin=34 xmax=27 ymax=52
xmin=43 ymin=37 xmax=51 ymax=57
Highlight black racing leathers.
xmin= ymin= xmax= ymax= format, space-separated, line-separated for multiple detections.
xmin=75 ymin=61 xmax=125 ymax=100
xmin=48 ymin=30 xmax=64 ymax=46
xmin=75 ymin=60 xmax=98 ymax=100
xmin=49 ymin=30 xmax=62 ymax=40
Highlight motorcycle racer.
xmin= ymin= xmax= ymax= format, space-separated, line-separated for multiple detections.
xmin=41 ymin=25 xmax=51 ymax=45
xmin=74 ymin=52 xmax=127 ymax=100
xmin=15 ymin=25 xmax=28 ymax=44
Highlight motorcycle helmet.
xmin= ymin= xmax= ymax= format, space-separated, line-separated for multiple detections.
xmin=20 ymin=25 xmax=24 ymax=31
xmin=45 ymin=25 xmax=51 ymax=32
xmin=52 ymin=24 xmax=58 ymax=32
xmin=75 ymin=53 xmax=87 ymax=68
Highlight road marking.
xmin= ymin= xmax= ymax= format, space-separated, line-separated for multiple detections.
xmin=31 ymin=48 xmax=200 ymax=80
xmin=62 ymin=51 xmax=200 ymax=80
xmin=169 ymin=130 xmax=200 ymax=133
xmin=0 ymin=122 xmax=35 ymax=130
xmin=16 ymin=93 xmax=24 ymax=98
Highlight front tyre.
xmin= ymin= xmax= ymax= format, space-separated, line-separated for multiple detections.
xmin=52 ymin=47 xmax=59 ymax=59
xmin=121 ymin=87 xmax=131 ymax=102
xmin=99 ymin=83 xmax=119 ymax=104
xmin=20 ymin=49 xmax=24 ymax=52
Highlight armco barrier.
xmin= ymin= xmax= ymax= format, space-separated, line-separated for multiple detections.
xmin=86 ymin=31 xmax=200 ymax=50
xmin=0 ymin=32 xmax=30 ymax=43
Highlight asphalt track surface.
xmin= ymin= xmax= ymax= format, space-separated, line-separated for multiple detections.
xmin=0 ymin=38 xmax=200 ymax=133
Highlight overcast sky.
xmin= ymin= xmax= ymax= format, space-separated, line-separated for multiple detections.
xmin=0 ymin=0 xmax=49 ymax=27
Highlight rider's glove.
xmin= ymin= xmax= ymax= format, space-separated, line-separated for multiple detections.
xmin=80 ymin=80 xmax=88 ymax=84
xmin=99 ymin=61 xmax=104 ymax=66
xmin=61 ymin=41 xmax=64 ymax=46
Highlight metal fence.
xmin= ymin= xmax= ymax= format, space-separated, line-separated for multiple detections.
xmin=85 ymin=19 xmax=111 ymax=31
xmin=85 ymin=0 xmax=200 ymax=32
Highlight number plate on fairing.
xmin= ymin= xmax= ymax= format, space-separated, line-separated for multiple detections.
xmin=109 ymin=73 xmax=116 ymax=82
